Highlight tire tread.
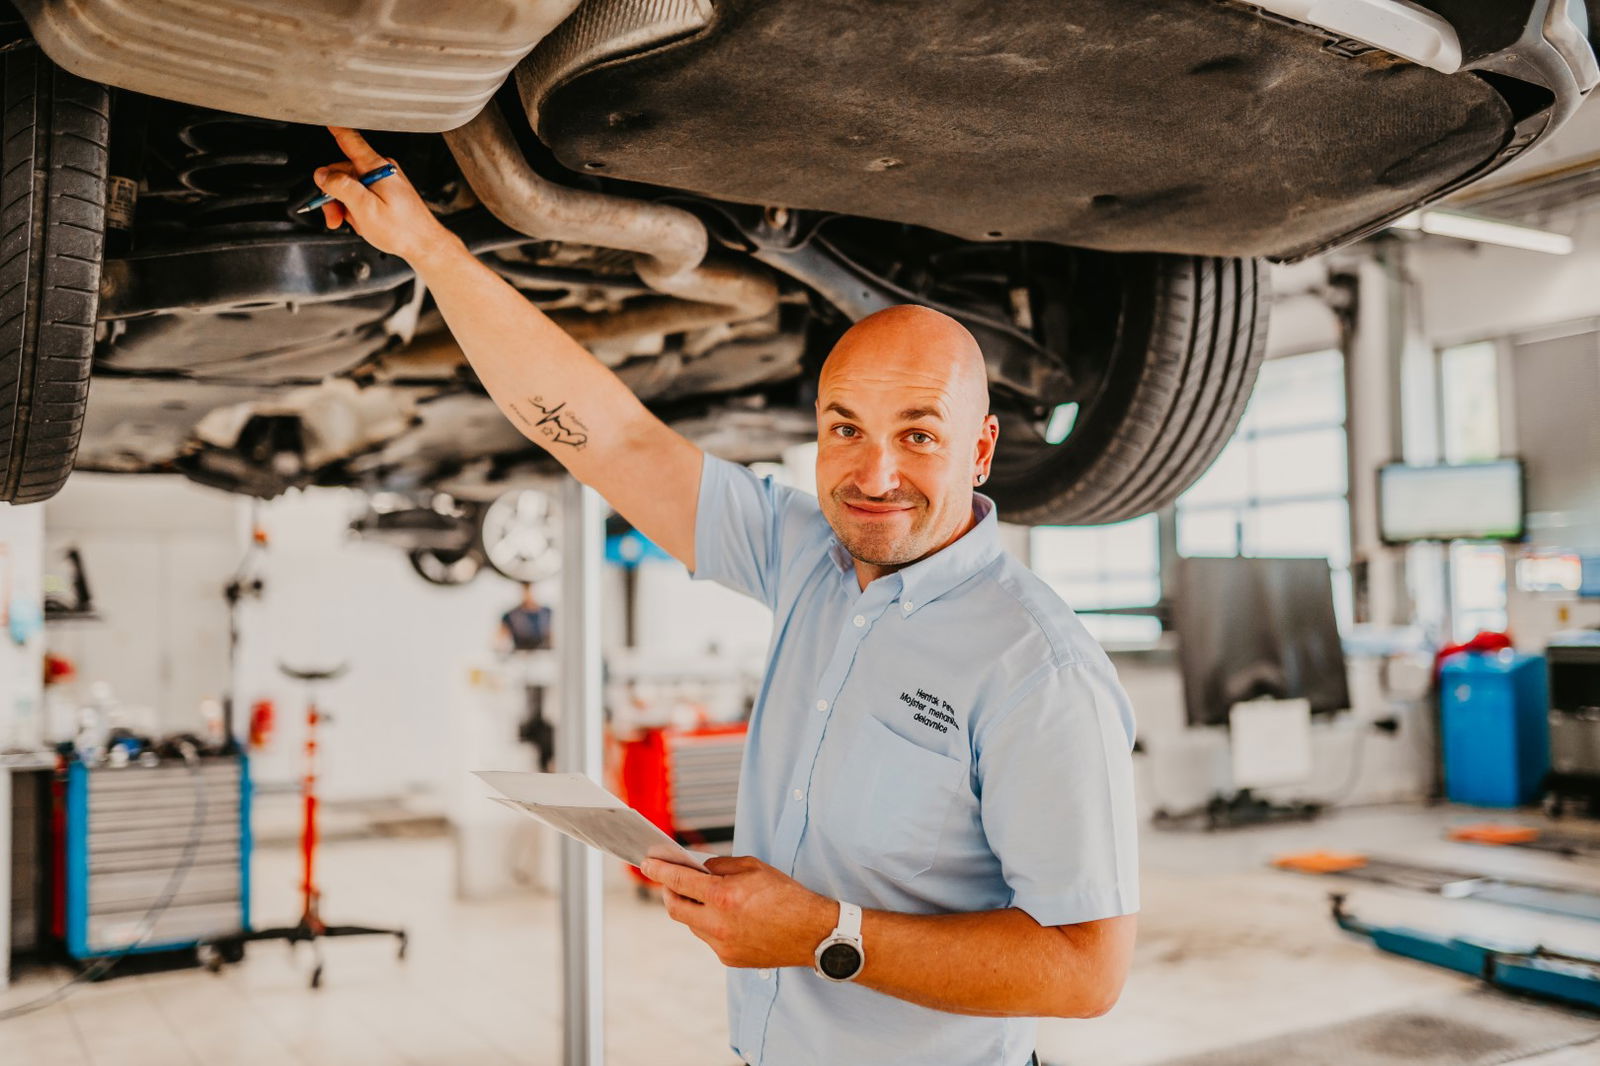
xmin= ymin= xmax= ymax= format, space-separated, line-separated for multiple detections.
xmin=996 ymin=255 xmax=1269 ymax=526
xmin=0 ymin=48 xmax=107 ymax=504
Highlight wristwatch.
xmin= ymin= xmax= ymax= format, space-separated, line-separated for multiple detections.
xmin=812 ymin=900 xmax=865 ymax=982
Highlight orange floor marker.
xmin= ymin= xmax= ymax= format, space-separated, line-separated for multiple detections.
xmin=1449 ymin=824 xmax=1541 ymax=846
xmin=1272 ymin=850 xmax=1369 ymax=874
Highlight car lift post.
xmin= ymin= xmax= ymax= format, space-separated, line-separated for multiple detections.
xmin=560 ymin=476 xmax=605 ymax=1066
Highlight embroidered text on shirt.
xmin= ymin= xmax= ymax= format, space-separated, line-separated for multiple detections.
xmin=899 ymin=688 xmax=960 ymax=734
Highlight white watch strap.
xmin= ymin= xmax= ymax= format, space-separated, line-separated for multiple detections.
xmin=836 ymin=900 xmax=862 ymax=940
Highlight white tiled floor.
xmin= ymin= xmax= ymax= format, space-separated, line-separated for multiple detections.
xmin=2 ymin=803 xmax=1598 ymax=1065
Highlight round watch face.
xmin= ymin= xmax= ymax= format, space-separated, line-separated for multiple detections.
xmin=818 ymin=941 xmax=862 ymax=980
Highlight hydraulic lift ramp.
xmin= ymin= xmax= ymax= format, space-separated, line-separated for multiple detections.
xmin=1275 ymin=851 xmax=1600 ymax=924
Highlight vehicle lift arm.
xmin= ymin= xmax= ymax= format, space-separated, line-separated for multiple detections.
xmin=1329 ymin=894 xmax=1600 ymax=1011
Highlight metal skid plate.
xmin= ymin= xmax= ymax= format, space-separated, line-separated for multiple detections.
xmin=17 ymin=0 xmax=582 ymax=132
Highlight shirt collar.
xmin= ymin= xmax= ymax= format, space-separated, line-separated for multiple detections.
xmin=827 ymin=493 xmax=1002 ymax=613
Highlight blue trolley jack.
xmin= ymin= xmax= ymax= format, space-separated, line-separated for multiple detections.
xmin=1330 ymin=894 xmax=1600 ymax=1012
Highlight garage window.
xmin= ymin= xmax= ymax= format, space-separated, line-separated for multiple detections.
xmin=1176 ymin=349 xmax=1352 ymax=627
xmin=1437 ymin=339 xmax=1508 ymax=636
xmin=1030 ymin=514 xmax=1162 ymax=646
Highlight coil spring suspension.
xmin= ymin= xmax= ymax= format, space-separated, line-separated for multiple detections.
xmin=176 ymin=113 xmax=301 ymax=227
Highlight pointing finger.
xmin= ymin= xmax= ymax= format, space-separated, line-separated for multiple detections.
xmin=328 ymin=125 xmax=386 ymax=171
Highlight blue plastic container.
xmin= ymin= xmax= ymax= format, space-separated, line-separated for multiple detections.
xmin=1440 ymin=652 xmax=1550 ymax=808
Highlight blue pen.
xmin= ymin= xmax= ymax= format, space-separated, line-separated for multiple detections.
xmin=295 ymin=162 xmax=397 ymax=214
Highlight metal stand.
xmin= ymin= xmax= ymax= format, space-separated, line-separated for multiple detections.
xmin=210 ymin=664 xmax=406 ymax=988
xmin=560 ymin=478 xmax=605 ymax=1066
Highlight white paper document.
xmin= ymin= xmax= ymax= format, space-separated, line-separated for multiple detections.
xmin=475 ymin=770 xmax=713 ymax=873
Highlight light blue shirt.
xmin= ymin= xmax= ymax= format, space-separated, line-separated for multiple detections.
xmin=692 ymin=456 xmax=1140 ymax=1066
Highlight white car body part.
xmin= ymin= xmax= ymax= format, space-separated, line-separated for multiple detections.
xmin=1246 ymin=0 xmax=1464 ymax=73
xmin=13 ymin=0 xmax=583 ymax=133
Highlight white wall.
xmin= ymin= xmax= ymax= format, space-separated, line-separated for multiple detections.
xmin=0 ymin=501 xmax=44 ymax=748
xmin=1415 ymin=207 xmax=1600 ymax=349
xmin=43 ymin=474 xmax=241 ymax=737
xmin=236 ymin=487 xmax=533 ymax=803
xmin=0 ymin=499 xmax=44 ymax=991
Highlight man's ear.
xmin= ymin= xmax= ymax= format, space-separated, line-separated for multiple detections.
xmin=977 ymin=414 xmax=1000 ymax=462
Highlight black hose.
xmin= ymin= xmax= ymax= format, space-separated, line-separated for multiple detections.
xmin=0 ymin=743 xmax=211 ymax=1021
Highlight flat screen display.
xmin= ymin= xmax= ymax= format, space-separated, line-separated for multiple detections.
xmin=1175 ymin=557 xmax=1350 ymax=728
xmin=1379 ymin=460 xmax=1524 ymax=543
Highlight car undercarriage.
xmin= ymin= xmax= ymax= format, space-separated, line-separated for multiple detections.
xmin=1 ymin=0 xmax=1596 ymax=541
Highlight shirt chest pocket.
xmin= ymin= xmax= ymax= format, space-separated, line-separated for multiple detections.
xmin=827 ymin=714 xmax=968 ymax=881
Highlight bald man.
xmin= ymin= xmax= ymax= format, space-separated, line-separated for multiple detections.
xmin=315 ymin=130 xmax=1139 ymax=1066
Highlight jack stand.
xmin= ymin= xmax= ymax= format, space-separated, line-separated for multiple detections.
xmin=208 ymin=663 xmax=406 ymax=988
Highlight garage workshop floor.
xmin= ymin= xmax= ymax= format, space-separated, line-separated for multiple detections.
xmin=2 ymin=804 xmax=1598 ymax=1066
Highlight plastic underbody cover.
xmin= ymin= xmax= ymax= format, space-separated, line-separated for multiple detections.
xmin=16 ymin=0 xmax=581 ymax=132
xmin=530 ymin=0 xmax=1518 ymax=259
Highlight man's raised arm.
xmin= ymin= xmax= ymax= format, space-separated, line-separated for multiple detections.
xmin=311 ymin=127 xmax=703 ymax=569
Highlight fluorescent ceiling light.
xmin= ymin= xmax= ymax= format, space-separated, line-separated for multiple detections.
xmin=1390 ymin=210 xmax=1574 ymax=255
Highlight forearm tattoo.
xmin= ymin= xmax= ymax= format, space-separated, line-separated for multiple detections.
xmin=512 ymin=396 xmax=589 ymax=450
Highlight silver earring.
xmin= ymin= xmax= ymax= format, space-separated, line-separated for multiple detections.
xmin=975 ymin=473 xmax=987 ymax=485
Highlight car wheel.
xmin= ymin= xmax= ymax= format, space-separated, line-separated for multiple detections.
xmin=0 ymin=48 xmax=108 ymax=504
xmin=986 ymin=255 xmax=1267 ymax=526
xmin=407 ymin=547 xmax=483 ymax=586
xmin=475 ymin=489 xmax=561 ymax=583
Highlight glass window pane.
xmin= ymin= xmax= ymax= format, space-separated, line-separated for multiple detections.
xmin=1100 ymin=515 xmax=1159 ymax=573
xmin=1181 ymin=438 xmax=1251 ymax=507
xmin=1253 ymin=427 xmax=1347 ymax=499
xmin=1029 ymin=525 xmax=1094 ymax=578
xmin=1450 ymin=542 xmax=1507 ymax=638
xmin=1178 ymin=507 xmax=1241 ymax=557
xmin=1029 ymin=515 xmax=1159 ymax=610
xmin=1098 ymin=576 xmax=1161 ymax=608
xmin=1440 ymin=342 xmax=1501 ymax=464
xmin=1247 ymin=349 xmax=1346 ymax=431
xmin=1245 ymin=499 xmax=1350 ymax=568
xmin=1077 ymin=613 xmax=1162 ymax=646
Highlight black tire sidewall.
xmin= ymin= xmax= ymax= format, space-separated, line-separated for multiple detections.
xmin=0 ymin=46 xmax=106 ymax=504
xmin=987 ymin=254 xmax=1268 ymax=526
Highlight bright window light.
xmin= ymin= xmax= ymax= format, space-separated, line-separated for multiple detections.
xmin=1044 ymin=402 xmax=1079 ymax=444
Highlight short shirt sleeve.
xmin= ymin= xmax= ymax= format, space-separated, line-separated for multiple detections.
xmin=690 ymin=454 xmax=805 ymax=609
xmin=975 ymin=659 xmax=1140 ymax=928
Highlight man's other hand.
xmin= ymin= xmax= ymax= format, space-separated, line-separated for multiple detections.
xmin=313 ymin=127 xmax=460 ymax=265
xmin=642 ymin=856 xmax=836 ymax=970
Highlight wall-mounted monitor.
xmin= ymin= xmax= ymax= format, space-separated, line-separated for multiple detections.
xmin=1175 ymin=557 xmax=1350 ymax=728
xmin=1378 ymin=459 xmax=1524 ymax=544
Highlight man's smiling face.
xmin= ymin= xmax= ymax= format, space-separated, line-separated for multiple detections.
xmin=814 ymin=306 xmax=998 ymax=582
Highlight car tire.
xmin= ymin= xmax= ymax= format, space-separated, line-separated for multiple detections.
xmin=0 ymin=47 xmax=108 ymax=504
xmin=407 ymin=546 xmax=483 ymax=586
xmin=986 ymin=255 xmax=1267 ymax=526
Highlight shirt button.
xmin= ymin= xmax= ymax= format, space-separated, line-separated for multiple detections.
xmin=903 ymin=601 xmax=914 ymax=613
xmin=792 ymin=788 xmax=804 ymax=802
xmin=853 ymin=614 xmax=866 ymax=627
xmin=758 ymin=968 xmax=772 ymax=980
xmin=816 ymin=699 xmax=829 ymax=712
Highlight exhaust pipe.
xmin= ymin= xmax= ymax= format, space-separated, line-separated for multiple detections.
xmin=442 ymin=102 xmax=777 ymax=332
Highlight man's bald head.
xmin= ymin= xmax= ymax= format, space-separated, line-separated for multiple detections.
xmin=819 ymin=305 xmax=990 ymax=424
xmin=813 ymin=305 xmax=1000 ymax=585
